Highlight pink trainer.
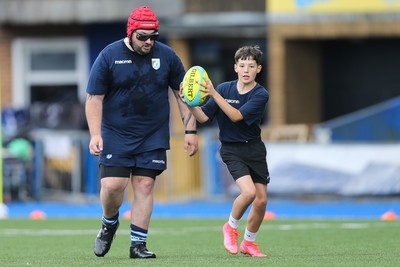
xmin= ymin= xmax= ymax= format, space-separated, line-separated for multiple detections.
xmin=222 ymin=222 xmax=240 ymax=254
xmin=240 ymin=240 xmax=267 ymax=257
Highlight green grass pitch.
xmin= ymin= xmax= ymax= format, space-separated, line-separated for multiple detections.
xmin=1 ymin=218 xmax=399 ymax=266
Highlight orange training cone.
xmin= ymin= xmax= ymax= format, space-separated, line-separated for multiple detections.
xmin=123 ymin=210 xmax=131 ymax=220
xmin=30 ymin=210 xmax=46 ymax=220
xmin=381 ymin=211 xmax=398 ymax=221
xmin=264 ymin=211 xmax=276 ymax=220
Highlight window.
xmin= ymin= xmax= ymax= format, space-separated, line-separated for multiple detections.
xmin=12 ymin=38 xmax=88 ymax=106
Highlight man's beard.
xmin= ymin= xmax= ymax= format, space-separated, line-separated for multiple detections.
xmin=133 ymin=44 xmax=152 ymax=55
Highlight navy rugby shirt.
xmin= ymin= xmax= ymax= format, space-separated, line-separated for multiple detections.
xmin=201 ymin=80 xmax=269 ymax=143
xmin=86 ymin=39 xmax=185 ymax=155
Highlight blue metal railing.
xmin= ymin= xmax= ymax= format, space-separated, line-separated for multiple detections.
xmin=314 ymin=96 xmax=400 ymax=142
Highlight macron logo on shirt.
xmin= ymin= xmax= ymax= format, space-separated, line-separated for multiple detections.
xmin=225 ymin=99 xmax=240 ymax=104
xmin=115 ymin=60 xmax=132 ymax=64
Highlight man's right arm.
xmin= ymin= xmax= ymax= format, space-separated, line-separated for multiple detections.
xmin=85 ymin=94 xmax=104 ymax=155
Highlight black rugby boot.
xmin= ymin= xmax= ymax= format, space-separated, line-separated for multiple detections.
xmin=129 ymin=242 xmax=156 ymax=259
xmin=94 ymin=221 xmax=119 ymax=257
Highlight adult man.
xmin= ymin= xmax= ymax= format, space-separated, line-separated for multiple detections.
xmin=85 ymin=6 xmax=198 ymax=259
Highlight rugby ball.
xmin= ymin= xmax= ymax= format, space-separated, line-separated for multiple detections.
xmin=182 ymin=66 xmax=209 ymax=107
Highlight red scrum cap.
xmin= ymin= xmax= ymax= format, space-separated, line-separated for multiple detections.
xmin=127 ymin=6 xmax=159 ymax=38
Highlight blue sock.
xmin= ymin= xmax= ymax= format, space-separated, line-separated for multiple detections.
xmin=102 ymin=212 xmax=119 ymax=227
xmin=130 ymin=224 xmax=148 ymax=246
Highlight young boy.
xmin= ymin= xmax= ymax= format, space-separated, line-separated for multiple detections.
xmin=182 ymin=45 xmax=270 ymax=257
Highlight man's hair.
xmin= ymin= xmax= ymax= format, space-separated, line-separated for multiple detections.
xmin=234 ymin=45 xmax=263 ymax=65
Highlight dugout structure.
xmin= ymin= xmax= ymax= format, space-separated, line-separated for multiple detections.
xmin=267 ymin=0 xmax=400 ymax=128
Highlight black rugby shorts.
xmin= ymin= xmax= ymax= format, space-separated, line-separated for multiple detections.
xmin=220 ymin=139 xmax=270 ymax=184
xmin=99 ymin=149 xmax=166 ymax=179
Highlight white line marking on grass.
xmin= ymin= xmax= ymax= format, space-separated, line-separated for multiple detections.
xmin=0 ymin=222 xmax=395 ymax=236
xmin=341 ymin=223 xmax=369 ymax=229
xmin=0 ymin=229 xmax=100 ymax=236
xmin=267 ymin=222 xmax=371 ymax=231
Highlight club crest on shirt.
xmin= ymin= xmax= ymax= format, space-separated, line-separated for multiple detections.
xmin=152 ymin=58 xmax=160 ymax=70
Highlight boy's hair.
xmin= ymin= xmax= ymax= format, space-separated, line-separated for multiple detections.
xmin=234 ymin=45 xmax=263 ymax=65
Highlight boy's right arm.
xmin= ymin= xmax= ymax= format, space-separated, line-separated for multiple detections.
xmin=188 ymin=106 xmax=209 ymax=123
xmin=179 ymin=83 xmax=210 ymax=123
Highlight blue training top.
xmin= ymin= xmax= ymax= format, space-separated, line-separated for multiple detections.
xmin=86 ymin=39 xmax=185 ymax=155
xmin=201 ymin=80 xmax=269 ymax=143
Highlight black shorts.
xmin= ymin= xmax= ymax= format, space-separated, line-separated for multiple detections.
xmin=99 ymin=165 xmax=162 ymax=179
xmin=220 ymin=138 xmax=270 ymax=184
xmin=99 ymin=149 xmax=166 ymax=179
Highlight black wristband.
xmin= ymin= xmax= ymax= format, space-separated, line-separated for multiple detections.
xmin=185 ymin=130 xmax=197 ymax=134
